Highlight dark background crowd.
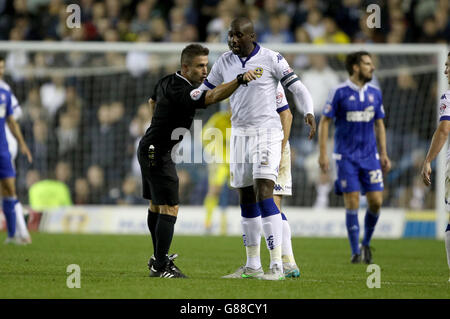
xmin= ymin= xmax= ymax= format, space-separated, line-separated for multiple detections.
xmin=0 ymin=0 xmax=448 ymax=209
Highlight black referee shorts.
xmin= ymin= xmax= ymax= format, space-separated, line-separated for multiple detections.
xmin=137 ymin=144 xmax=179 ymax=206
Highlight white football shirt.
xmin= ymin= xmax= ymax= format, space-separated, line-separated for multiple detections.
xmin=438 ymin=90 xmax=450 ymax=160
xmin=202 ymin=43 xmax=299 ymax=130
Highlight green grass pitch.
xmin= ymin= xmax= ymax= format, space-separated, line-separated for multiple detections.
xmin=0 ymin=233 xmax=449 ymax=299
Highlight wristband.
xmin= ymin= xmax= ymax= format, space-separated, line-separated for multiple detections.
xmin=236 ymin=73 xmax=247 ymax=85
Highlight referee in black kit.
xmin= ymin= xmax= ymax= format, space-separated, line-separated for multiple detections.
xmin=138 ymin=44 xmax=256 ymax=278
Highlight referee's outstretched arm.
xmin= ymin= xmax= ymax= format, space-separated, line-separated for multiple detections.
xmin=204 ymin=70 xmax=257 ymax=106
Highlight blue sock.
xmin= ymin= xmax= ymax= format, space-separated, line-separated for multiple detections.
xmin=362 ymin=210 xmax=379 ymax=246
xmin=240 ymin=202 xmax=261 ymax=218
xmin=446 ymin=224 xmax=450 ymax=232
xmin=346 ymin=209 xmax=360 ymax=255
xmin=257 ymin=198 xmax=280 ymax=217
xmin=3 ymin=198 xmax=17 ymax=238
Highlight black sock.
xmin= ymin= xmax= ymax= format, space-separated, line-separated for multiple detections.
xmin=147 ymin=209 xmax=159 ymax=254
xmin=154 ymin=214 xmax=177 ymax=270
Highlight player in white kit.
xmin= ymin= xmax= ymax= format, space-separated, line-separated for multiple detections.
xmin=421 ymin=51 xmax=450 ymax=282
xmin=200 ymin=17 xmax=315 ymax=280
xmin=0 ymin=56 xmax=32 ymax=244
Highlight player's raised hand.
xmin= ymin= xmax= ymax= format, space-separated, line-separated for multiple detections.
xmin=380 ymin=154 xmax=391 ymax=174
xmin=318 ymin=153 xmax=329 ymax=173
xmin=305 ymin=114 xmax=316 ymax=140
xmin=421 ymin=161 xmax=432 ymax=186
xmin=243 ymin=69 xmax=257 ymax=83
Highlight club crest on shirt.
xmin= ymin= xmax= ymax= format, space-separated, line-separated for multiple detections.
xmin=324 ymin=104 xmax=332 ymax=114
xmin=368 ymin=94 xmax=374 ymax=103
xmin=255 ymin=67 xmax=263 ymax=78
xmin=440 ymin=103 xmax=447 ymax=114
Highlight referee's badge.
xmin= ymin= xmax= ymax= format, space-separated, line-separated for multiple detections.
xmin=255 ymin=67 xmax=263 ymax=78
xmin=190 ymin=89 xmax=202 ymax=101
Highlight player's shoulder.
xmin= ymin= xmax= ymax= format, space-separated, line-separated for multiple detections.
xmin=440 ymin=90 xmax=450 ymax=103
xmin=328 ymin=81 xmax=351 ymax=99
xmin=0 ymin=80 xmax=11 ymax=92
xmin=366 ymin=82 xmax=382 ymax=96
xmin=257 ymin=45 xmax=283 ymax=62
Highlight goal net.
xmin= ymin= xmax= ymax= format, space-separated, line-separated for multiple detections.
xmin=0 ymin=42 xmax=447 ymax=237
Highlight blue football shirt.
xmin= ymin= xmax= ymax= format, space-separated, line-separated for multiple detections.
xmin=0 ymin=88 xmax=13 ymax=154
xmin=323 ymin=79 xmax=385 ymax=161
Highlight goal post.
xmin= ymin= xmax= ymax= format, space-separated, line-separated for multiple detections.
xmin=0 ymin=41 xmax=447 ymax=239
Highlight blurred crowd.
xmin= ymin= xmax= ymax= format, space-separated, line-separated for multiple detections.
xmin=0 ymin=0 xmax=449 ymax=44
xmin=0 ymin=0 xmax=446 ymax=209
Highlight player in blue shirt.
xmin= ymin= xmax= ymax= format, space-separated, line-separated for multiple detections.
xmin=0 ymin=87 xmax=32 ymax=244
xmin=318 ymin=51 xmax=391 ymax=264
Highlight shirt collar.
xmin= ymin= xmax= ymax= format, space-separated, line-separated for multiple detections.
xmin=176 ymin=71 xmax=193 ymax=86
xmin=346 ymin=79 xmax=368 ymax=92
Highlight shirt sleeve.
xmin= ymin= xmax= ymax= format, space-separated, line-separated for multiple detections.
xmin=276 ymin=82 xmax=289 ymax=113
xmin=374 ymin=89 xmax=385 ymax=120
xmin=203 ymin=56 xmax=224 ymax=89
xmin=180 ymin=86 xmax=207 ymax=110
xmin=439 ymin=93 xmax=450 ymax=121
xmin=4 ymin=91 xmax=13 ymax=118
xmin=322 ymin=86 xmax=339 ymax=118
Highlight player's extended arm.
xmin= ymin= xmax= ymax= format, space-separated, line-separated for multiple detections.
xmin=204 ymin=70 xmax=257 ymax=106
xmin=421 ymin=120 xmax=450 ymax=186
xmin=6 ymin=116 xmax=32 ymax=163
xmin=279 ymin=108 xmax=292 ymax=152
xmin=318 ymin=116 xmax=331 ymax=173
xmin=286 ymin=80 xmax=316 ymax=139
xmin=374 ymin=119 xmax=391 ymax=173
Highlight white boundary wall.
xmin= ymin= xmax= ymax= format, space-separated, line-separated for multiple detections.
xmin=38 ymin=205 xmax=406 ymax=238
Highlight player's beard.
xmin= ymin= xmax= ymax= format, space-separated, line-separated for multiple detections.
xmin=359 ymin=71 xmax=372 ymax=84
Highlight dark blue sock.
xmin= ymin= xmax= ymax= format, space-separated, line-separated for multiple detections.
xmin=257 ymin=198 xmax=280 ymax=218
xmin=346 ymin=209 xmax=360 ymax=255
xmin=446 ymin=224 xmax=450 ymax=232
xmin=362 ymin=210 xmax=379 ymax=246
xmin=3 ymin=198 xmax=16 ymax=238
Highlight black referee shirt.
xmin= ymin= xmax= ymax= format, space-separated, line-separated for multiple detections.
xmin=139 ymin=71 xmax=207 ymax=153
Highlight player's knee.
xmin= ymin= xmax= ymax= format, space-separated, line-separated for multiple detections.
xmin=255 ymin=179 xmax=274 ymax=201
xmin=368 ymin=201 xmax=382 ymax=213
xmin=239 ymin=186 xmax=256 ymax=204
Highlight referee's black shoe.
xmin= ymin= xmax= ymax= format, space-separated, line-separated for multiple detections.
xmin=361 ymin=245 xmax=373 ymax=264
xmin=148 ymin=253 xmax=181 ymax=271
xmin=149 ymin=262 xmax=187 ymax=278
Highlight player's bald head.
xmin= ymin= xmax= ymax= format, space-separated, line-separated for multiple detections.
xmin=230 ymin=17 xmax=254 ymax=35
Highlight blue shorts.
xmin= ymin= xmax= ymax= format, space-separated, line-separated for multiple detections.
xmin=0 ymin=152 xmax=15 ymax=179
xmin=334 ymin=153 xmax=383 ymax=195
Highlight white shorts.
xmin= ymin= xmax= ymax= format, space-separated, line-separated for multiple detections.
xmin=274 ymin=141 xmax=292 ymax=196
xmin=229 ymin=127 xmax=283 ymax=188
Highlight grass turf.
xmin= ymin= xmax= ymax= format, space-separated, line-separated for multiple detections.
xmin=0 ymin=233 xmax=449 ymax=299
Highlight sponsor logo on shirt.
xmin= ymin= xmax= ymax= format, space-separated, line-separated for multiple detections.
xmin=255 ymin=67 xmax=263 ymax=78
xmin=346 ymin=106 xmax=375 ymax=122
